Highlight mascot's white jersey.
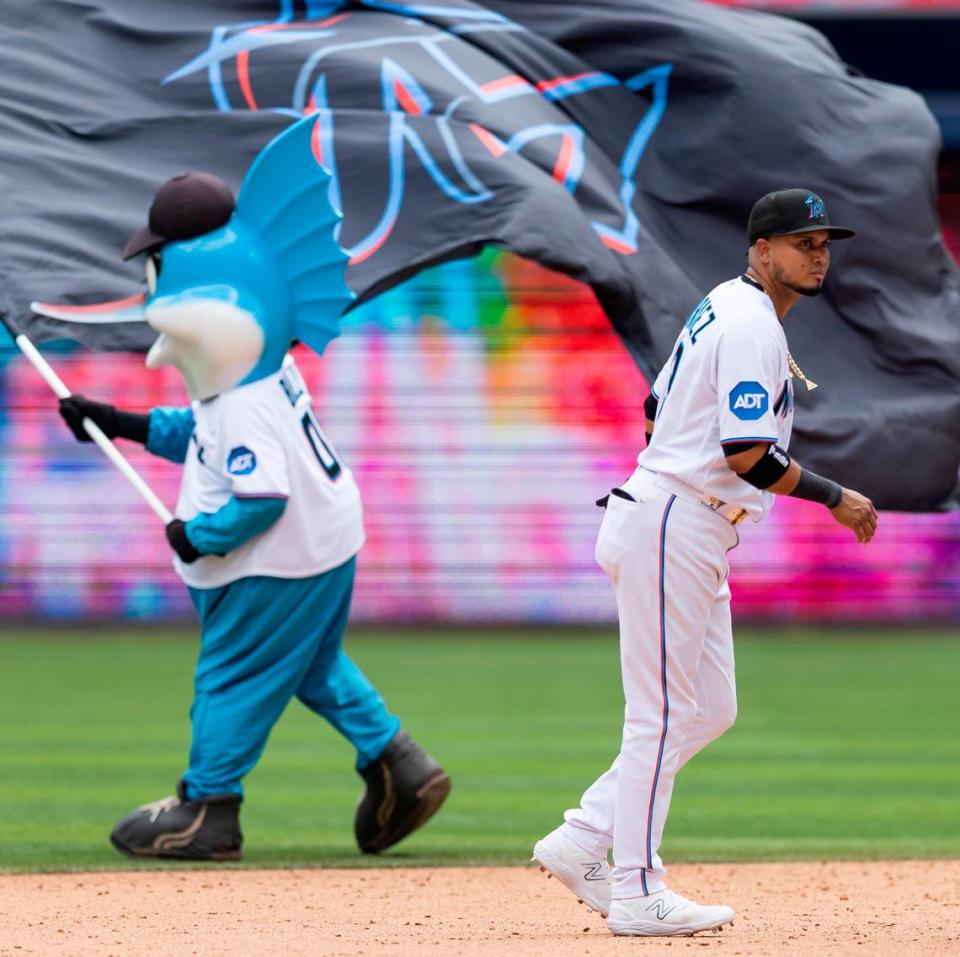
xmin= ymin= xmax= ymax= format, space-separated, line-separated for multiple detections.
xmin=175 ymin=355 xmax=363 ymax=588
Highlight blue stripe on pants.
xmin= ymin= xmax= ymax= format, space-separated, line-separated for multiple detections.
xmin=644 ymin=494 xmax=676 ymax=879
xmin=182 ymin=558 xmax=400 ymax=799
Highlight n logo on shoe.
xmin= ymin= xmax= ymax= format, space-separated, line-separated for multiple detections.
xmin=646 ymin=898 xmax=678 ymax=921
xmin=580 ymin=862 xmax=606 ymax=882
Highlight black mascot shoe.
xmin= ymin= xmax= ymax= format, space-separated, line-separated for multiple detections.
xmin=110 ymin=779 xmax=243 ymax=861
xmin=355 ymin=730 xmax=451 ymax=854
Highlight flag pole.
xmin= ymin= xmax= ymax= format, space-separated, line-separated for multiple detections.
xmin=2 ymin=318 xmax=173 ymax=524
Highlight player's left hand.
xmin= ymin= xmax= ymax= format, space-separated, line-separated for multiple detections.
xmin=165 ymin=519 xmax=202 ymax=563
xmin=830 ymin=488 xmax=878 ymax=544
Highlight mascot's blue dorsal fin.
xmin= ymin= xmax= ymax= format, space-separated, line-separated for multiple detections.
xmin=235 ymin=114 xmax=355 ymax=355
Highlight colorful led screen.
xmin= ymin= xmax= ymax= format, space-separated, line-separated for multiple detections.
xmin=2 ymin=209 xmax=960 ymax=625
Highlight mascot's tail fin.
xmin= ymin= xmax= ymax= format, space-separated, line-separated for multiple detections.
xmin=235 ymin=113 xmax=354 ymax=355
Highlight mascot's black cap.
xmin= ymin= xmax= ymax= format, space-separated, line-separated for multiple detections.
xmin=122 ymin=172 xmax=236 ymax=260
xmin=747 ymin=189 xmax=855 ymax=246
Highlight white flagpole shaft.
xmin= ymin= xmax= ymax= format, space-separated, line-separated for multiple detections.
xmin=13 ymin=333 xmax=174 ymax=524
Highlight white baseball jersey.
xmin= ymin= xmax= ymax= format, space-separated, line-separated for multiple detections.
xmin=639 ymin=276 xmax=795 ymax=522
xmin=174 ymin=355 xmax=363 ymax=589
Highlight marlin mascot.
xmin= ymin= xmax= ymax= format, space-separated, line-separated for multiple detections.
xmin=51 ymin=115 xmax=451 ymax=860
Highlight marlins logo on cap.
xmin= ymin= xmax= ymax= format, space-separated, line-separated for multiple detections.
xmin=747 ymin=189 xmax=855 ymax=245
xmin=803 ymin=193 xmax=825 ymax=220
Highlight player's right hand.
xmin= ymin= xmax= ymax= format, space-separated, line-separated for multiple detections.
xmin=830 ymin=488 xmax=878 ymax=543
xmin=58 ymin=395 xmax=119 ymax=442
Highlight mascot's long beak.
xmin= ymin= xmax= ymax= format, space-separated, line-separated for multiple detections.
xmin=145 ymin=295 xmax=264 ymax=401
xmin=30 ymin=293 xmax=148 ymax=324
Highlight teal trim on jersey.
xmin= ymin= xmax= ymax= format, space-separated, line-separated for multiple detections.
xmin=146 ymin=406 xmax=195 ymax=463
xmin=773 ymin=380 xmax=793 ymax=417
xmin=185 ymin=495 xmax=287 ymax=557
xmin=182 ymin=558 xmax=400 ymax=798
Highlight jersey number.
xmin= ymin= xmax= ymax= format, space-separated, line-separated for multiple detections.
xmin=659 ymin=296 xmax=714 ymax=414
xmin=301 ymin=409 xmax=342 ymax=481
xmin=666 ymin=341 xmax=684 ymax=395
xmin=656 ymin=341 xmax=684 ymax=420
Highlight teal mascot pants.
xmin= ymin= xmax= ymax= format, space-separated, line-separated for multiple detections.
xmin=181 ymin=557 xmax=400 ymax=799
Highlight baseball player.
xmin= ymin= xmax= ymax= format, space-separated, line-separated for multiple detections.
xmin=56 ymin=166 xmax=451 ymax=860
xmin=534 ymin=189 xmax=877 ymax=936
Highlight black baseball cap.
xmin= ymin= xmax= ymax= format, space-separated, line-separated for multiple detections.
xmin=747 ymin=189 xmax=855 ymax=246
xmin=122 ymin=172 xmax=236 ymax=260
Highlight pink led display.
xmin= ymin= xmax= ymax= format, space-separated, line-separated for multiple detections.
xmin=3 ymin=212 xmax=959 ymax=625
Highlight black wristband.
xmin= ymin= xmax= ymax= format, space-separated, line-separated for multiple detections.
xmin=791 ymin=469 xmax=843 ymax=508
xmin=114 ymin=411 xmax=150 ymax=444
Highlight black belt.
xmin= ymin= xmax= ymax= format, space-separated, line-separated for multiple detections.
xmin=596 ymin=487 xmax=636 ymax=508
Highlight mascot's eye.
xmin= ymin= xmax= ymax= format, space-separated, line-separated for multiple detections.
xmin=145 ymin=253 xmax=161 ymax=295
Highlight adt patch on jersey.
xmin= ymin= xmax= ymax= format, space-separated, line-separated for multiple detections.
xmin=729 ymin=382 xmax=769 ymax=420
xmin=227 ymin=446 xmax=257 ymax=476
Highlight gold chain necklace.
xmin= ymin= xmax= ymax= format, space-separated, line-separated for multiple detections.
xmin=787 ymin=352 xmax=818 ymax=391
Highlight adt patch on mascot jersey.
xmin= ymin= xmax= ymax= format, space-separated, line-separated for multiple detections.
xmin=227 ymin=446 xmax=257 ymax=475
xmin=729 ymin=382 xmax=769 ymax=420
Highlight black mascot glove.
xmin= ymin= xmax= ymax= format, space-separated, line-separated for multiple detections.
xmin=166 ymin=519 xmax=202 ymax=564
xmin=58 ymin=396 xmax=150 ymax=444
xmin=59 ymin=395 xmax=119 ymax=442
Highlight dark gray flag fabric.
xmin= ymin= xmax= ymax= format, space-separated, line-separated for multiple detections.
xmin=0 ymin=0 xmax=957 ymax=509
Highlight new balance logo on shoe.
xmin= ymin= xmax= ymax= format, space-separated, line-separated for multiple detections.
xmin=608 ymin=887 xmax=735 ymax=937
xmin=581 ymin=862 xmax=606 ymax=882
xmin=646 ymin=898 xmax=679 ymax=920
xmin=532 ymin=829 xmax=612 ymax=918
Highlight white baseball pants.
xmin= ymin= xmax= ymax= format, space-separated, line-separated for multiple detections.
xmin=561 ymin=467 xmax=740 ymax=899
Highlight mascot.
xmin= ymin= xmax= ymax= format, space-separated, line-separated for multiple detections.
xmin=58 ymin=116 xmax=451 ymax=860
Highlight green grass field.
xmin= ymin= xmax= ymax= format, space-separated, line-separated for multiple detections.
xmin=0 ymin=629 xmax=958 ymax=873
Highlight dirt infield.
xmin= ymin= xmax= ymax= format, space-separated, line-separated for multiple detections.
xmin=1 ymin=860 xmax=957 ymax=956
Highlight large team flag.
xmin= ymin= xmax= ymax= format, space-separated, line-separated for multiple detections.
xmin=0 ymin=0 xmax=956 ymax=509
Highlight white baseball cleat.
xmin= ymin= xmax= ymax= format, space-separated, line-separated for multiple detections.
xmin=532 ymin=827 xmax=611 ymax=917
xmin=607 ymin=887 xmax=735 ymax=936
